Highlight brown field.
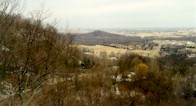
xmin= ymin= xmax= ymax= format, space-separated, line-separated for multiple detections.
xmin=79 ymin=45 xmax=153 ymax=57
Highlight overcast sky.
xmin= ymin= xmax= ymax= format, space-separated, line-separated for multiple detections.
xmin=25 ymin=0 xmax=196 ymax=29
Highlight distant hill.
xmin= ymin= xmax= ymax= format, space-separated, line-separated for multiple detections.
xmin=74 ymin=30 xmax=143 ymax=45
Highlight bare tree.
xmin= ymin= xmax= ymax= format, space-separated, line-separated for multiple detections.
xmin=0 ymin=1 xmax=79 ymax=105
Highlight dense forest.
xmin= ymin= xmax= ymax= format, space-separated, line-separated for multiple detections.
xmin=0 ymin=0 xmax=195 ymax=106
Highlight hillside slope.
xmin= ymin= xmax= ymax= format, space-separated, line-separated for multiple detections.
xmin=75 ymin=30 xmax=143 ymax=45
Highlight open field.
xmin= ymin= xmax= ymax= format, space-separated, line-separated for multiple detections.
xmin=80 ymin=45 xmax=127 ymax=55
xmin=80 ymin=45 xmax=154 ymax=57
xmin=107 ymin=29 xmax=196 ymax=38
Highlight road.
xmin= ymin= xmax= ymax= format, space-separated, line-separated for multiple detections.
xmin=149 ymin=40 xmax=164 ymax=58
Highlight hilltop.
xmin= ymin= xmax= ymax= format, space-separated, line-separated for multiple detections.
xmin=75 ymin=30 xmax=144 ymax=45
